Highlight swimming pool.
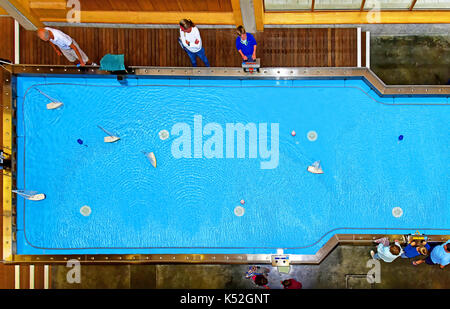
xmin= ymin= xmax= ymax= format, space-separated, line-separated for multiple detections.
xmin=12 ymin=69 xmax=450 ymax=257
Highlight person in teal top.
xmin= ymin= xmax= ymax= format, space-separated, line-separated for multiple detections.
xmin=427 ymin=240 xmax=450 ymax=269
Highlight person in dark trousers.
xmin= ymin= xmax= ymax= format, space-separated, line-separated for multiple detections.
xmin=401 ymin=239 xmax=431 ymax=266
xmin=235 ymin=25 xmax=257 ymax=62
xmin=281 ymin=279 xmax=303 ymax=289
xmin=178 ymin=19 xmax=210 ymax=67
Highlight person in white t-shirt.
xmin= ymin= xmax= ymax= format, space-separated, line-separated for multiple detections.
xmin=37 ymin=27 xmax=94 ymax=66
xmin=178 ymin=19 xmax=210 ymax=67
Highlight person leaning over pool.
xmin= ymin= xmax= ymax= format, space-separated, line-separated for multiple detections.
xmin=401 ymin=240 xmax=431 ymax=266
xmin=37 ymin=27 xmax=93 ymax=67
xmin=370 ymin=239 xmax=403 ymax=263
xmin=178 ymin=19 xmax=210 ymax=67
xmin=235 ymin=25 xmax=257 ymax=62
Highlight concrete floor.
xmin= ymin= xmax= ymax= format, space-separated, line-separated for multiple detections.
xmin=371 ymin=35 xmax=450 ymax=85
xmin=51 ymin=245 xmax=449 ymax=289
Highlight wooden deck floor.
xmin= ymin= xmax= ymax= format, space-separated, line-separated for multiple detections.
xmin=21 ymin=27 xmax=357 ymax=67
xmin=0 ymin=18 xmax=14 ymax=62
xmin=0 ymin=17 xmax=359 ymax=67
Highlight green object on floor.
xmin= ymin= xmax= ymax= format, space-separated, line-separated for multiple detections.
xmin=277 ymin=266 xmax=290 ymax=274
xmin=99 ymin=54 xmax=125 ymax=71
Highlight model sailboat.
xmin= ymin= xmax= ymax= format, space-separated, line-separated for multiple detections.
xmin=307 ymin=161 xmax=324 ymax=174
xmin=35 ymin=88 xmax=63 ymax=110
xmin=12 ymin=190 xmax=46 ymax=201
xmin=97 ymin=125 xmax=120 ymax=143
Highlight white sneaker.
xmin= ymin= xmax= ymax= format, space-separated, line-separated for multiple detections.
xmin=370 ymin=250 xmax=375 ymax=258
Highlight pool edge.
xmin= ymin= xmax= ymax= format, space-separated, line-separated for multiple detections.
xmin=1 ymin=66 xmax=14 ymax=262
xmin=3 ymin=64 xmax=449 ymax=265
xmin=4 ymin=234 xmax=450 ymax=264
xmin=7 ymin=64 xmax=450 ymax=96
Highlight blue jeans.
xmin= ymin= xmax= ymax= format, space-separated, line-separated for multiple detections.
xmin=425 ymin=244 xmax=438 ymax=265
xmin=184 ymin=47 xmax=210 ymax=67
xmin=243 ymin=55 xmax=255 ymax=61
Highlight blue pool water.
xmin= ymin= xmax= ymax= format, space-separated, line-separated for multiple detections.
xmin=15 ymin=76 xmax=449 ymax=255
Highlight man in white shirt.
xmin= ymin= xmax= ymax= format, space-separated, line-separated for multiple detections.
xmin=37 ymin=27 xmax=93 ymax=66
xmin=178 ymin=19 xmax=210 ymax=67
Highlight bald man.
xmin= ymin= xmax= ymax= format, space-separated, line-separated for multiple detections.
xmin=37 ymin=27 xmax=93 ymax=66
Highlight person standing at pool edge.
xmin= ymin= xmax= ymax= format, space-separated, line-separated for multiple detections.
xmin=179 ymin=19 xmax=210 ymax=67
xmin=37 ymin=27 xmax=93 ymax=66
xmin=235 ymin=25 xmax=257 ymax=62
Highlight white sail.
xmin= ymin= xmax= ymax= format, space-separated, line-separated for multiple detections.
xmin=46 ymin=102 xmax=63 ymax=110
xmin=307 ymin=161 xmax=324 ymax=174
xmin=98 ymin=125 xmax=120 ymax=143
xmin=12 ymin=190 xmax=46 ymax=201
xmin=142 ymin=151 xmax=157 ymax=168
xmin=35 ymin=88 xmax=63 ymax=110
xmin=104 ymin=135 xmax=120 ymax=143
